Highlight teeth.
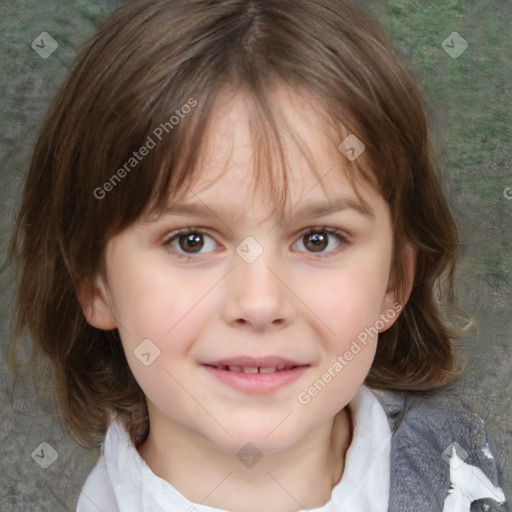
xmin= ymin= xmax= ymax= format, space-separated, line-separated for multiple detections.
xmin=212 ymin=364 xmax=297 ymax=373
xmin=259 ymin=366 xmax=277 ymax=374
xmin=242 ymin=367 xmax=259 ymax=374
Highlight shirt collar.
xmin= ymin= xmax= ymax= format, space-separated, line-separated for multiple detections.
xmin=103 ymin=384 xmax=391 ymax=511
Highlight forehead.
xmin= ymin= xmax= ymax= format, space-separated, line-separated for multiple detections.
xmin=140 ymin=83 xmax=382 ymax=227
xmin=173 ymin=86 xmax=373 ymax=211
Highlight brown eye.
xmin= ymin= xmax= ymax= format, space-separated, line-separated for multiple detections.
xmin=303 ymin=232 xmax=328 ymax=252
xmin=293 ymin=228 xmax=347 ymax=257
xmin=165 ymin=229 xmax=218 ymax=257
xmin=178 ymin=232 xmax=204 ymax=253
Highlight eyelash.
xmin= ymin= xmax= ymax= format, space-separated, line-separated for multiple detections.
xmin=163 ymin=226 xmax=350 ymax=260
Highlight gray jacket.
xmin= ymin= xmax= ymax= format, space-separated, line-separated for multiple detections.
xmin=374 ymin=388 xmax=510 ymax=512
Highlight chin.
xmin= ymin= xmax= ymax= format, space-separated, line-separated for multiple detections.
xmin=209 ymin=422 xmax=308 ymax=455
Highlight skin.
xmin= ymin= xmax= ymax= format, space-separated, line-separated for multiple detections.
xmin=81 ymin=86 xmax=413 ymax=512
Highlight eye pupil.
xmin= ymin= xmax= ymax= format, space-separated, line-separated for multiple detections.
xmin=305 ymin=232 xmax=328 ymax=252
xmin=179 ymin=233 xmax=203 ymax=253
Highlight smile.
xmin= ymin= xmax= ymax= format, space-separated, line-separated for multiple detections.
xmin=205 ymin=364 xmax=299 ymax=374
xmin=201 ymin=363 xmax=310 ymax=394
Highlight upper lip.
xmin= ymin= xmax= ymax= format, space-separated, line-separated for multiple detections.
xmin=202 ymin=356 xmax=309 ymax=367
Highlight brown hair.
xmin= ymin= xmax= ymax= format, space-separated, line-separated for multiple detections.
xmin=8 ymin=0 xmax=467 ymax=448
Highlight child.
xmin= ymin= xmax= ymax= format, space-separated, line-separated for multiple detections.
xmin=7 ymin=0 xmax=508 ymax=510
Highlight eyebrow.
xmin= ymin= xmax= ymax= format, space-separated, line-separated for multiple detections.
xmin=152 ymin=196 xmax=374 ymax=223
xmin=285 ymin=197 xmax=374 ymax=220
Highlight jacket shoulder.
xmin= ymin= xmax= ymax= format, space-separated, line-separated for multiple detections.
xmin=372 ymin=388 xmax=508 ymax=512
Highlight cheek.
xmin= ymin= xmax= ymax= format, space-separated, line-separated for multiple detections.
xmin=297 ymin=272 xmax=383 ymax=414
xmin=296 ymin=326 xmax=377 ymax=420
xmin=108 ymin=262 xmax=220 ymax=377
xmin=320 ymin=269 xmax=389 ymax=337
xmin=108 ymin=262 xmax=209 ymax=344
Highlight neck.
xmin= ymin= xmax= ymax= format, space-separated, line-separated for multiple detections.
xmin=138 ymin=407 xmax=352 ymax=512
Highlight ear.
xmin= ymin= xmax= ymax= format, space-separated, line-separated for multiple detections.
xmin=379 ymin=243 xmax=415 ymax=332
xmin=77 ymin=275 xmax=117 ymax=330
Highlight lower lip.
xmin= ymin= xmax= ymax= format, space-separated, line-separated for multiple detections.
xmin=201 ymin=365 xmax=309 ymax=394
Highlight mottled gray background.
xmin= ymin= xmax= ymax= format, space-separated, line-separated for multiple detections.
xmin=1 ymin=0 xmax=511 ymax=510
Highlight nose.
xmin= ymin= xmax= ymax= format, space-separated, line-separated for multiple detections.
xmin=221 ymin=246 xmax=297 ymax=332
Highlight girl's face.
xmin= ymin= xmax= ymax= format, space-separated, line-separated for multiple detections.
xmin=84 ymin=88 xmax=402 ymax=454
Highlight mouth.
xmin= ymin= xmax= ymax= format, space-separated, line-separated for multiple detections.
xmin=201 ymin=357 xmax=310 ymax=393
xmin=203 ymin=363 xmax=303 ymax=374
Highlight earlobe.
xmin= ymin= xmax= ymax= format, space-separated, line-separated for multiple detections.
xmin=77 ymin=276 xmax=117 ymax=330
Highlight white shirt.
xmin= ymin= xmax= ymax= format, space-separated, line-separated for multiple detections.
xmin=77 ymin=385 xmax=391 ymax=512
